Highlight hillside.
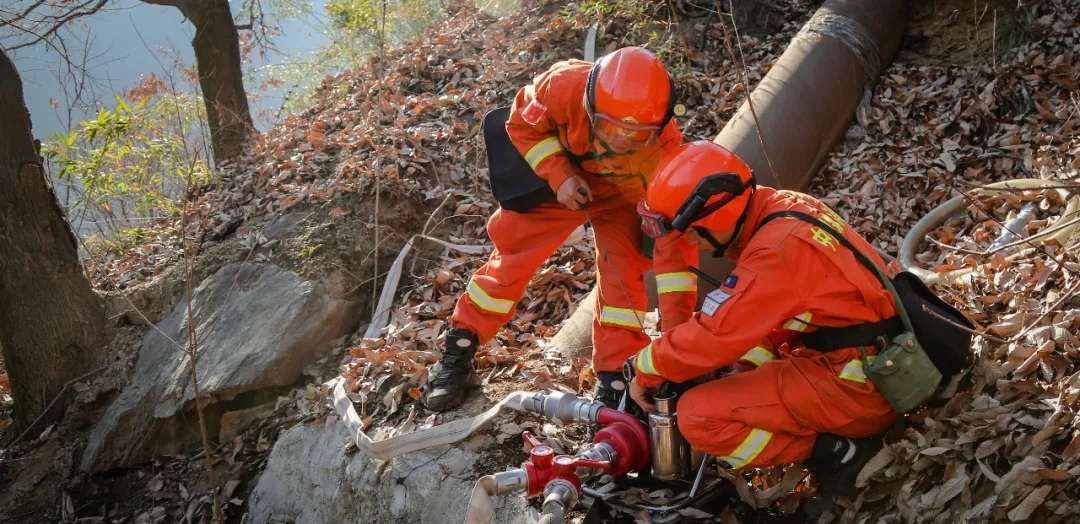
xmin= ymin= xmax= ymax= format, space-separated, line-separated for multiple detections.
xmin=1 ymin=0 xmax=1078 ymax=522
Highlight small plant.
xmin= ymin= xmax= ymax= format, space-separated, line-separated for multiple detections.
xmin=559 ymin=0 xmax=691 ymax=68
xmin=43 ymin=84 xmax=213 ymax=244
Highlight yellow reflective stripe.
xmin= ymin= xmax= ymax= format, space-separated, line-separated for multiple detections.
xmin=838 ymin=355 xmax=877 ymax=383
xmin=783 ymin=311 xmax=813 ymax=332
xmin=467 ymin=280 xmax=514 ymax=314
xmin=524 ymin=137 xmax=564 ymax=170
xmin=740 ymin=346 xmax=776 ymax=367
xmin=636 ymin=343 xmax=659 ymax=375
xmin=600 ymin=306 xmax=646 ymax=328
xmin=838 ymin=359 xmax=866 ymax=383
xmin=656 ymin=272 xmax=696 ymax=294
xmin=721 ymin=428 xmax=773 ymax=469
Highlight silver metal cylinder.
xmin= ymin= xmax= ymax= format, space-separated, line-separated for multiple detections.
xmin=649 ymin=394 xmax=690 ymax=481
xmin=542 ymin=478 xmax=578 ymax=522
xmin=575 ymin=442 xmax=617 ymax=481
xmin=538 ymin=390 xmax=603 ymax=424
xmin=491 ymin=469 xmax=530 ymax=495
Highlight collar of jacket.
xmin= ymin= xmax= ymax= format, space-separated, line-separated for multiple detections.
xmin=722 ymin=186 xmax=778 ymax=261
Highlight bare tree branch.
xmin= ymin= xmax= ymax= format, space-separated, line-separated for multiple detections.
xmin=5 ymin=0 xmax=109 ymax=51
xmin=0 ymin=0 xmax=49 ymax=28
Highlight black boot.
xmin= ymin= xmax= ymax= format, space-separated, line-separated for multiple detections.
xmin=423 ymin=328 xmax=481 ymax=412
xmin=803 ymin=433 xmax=883 ymax=500
xmin=592 ymin=371 xmax=629 ymax=410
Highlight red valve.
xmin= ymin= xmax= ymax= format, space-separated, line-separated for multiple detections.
xmin=523 ymin=431 xmax=554 ymax=469
xmin=548 ymin=455 xmax=607 ymax=491
xmin=522 ymin=431 xmax=543 ymax=449
xmin=552 ymin=456 xmax=610 ymax=476
xmin=522 ymin=431 xmax=556 ymax=496
xmin=518 ymin=412 xmax=646 ymax=498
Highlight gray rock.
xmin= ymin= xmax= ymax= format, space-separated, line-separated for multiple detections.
xmin=260 ymin=212 xmax=306 ymax=242
xmin=218 ymin=400 xmax=277 ymax=443
xmin=100 ymin=265 xmax=187 ymax=326
xmin=81 ymin=262 xmax=357 ymax=473
xmin=248 ymin=421 xmax=535 ymax=524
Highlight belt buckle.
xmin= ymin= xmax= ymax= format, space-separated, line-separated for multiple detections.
xmin=873 ymin=335 xmax=890 ymax=352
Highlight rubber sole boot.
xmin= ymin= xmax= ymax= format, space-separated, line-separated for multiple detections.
xmin=423 ymin=328 xmax=482 ymax=412
xmin=804 ymin=433 xmax=883 ymax=500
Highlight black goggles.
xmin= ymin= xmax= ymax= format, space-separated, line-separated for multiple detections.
xmin=638 ymin=172 xmax=753 ymax=239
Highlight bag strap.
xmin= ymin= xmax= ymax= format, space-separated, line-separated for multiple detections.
xmin=800 ymin=316 xmax=905 ymax=352
xmin=759 ymin=211 xmax=915 ymax=334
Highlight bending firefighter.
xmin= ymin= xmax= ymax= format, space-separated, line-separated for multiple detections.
xmin=625 ymin=141 xmax=904 ymax=500
xmin=423 ymin=47 xmax=696 ymax=412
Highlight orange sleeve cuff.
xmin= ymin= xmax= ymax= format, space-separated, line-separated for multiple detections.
xmin=544 ymin=168 xmax=572 ymax=194
xmin=632 ymin=343 xmax=666 ymax=388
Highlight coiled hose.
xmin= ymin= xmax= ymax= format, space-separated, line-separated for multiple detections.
xmin=899 ymin=178 xmax=1080 ymax=285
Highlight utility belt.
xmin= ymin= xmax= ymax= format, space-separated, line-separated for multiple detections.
xmin=801 ymin=316 xmax=905 ymax=354
xmin=760 ymin=211 xmax=975 ymax=414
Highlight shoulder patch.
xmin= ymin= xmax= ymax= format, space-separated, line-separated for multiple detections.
xmin=521 ymin=99 xmax=547 ymax=126
xmin=722 ymin=274 xmax=738 ymax=289
xmin=701 ymin=288 xmax=732 ymax=317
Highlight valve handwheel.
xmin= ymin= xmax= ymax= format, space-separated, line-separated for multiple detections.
xmin=523 ymin=432 xmax=555 ymax=468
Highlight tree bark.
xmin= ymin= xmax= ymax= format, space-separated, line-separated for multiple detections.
xmin=0 ymin=50 xmax=108 ymax=430
xmin=190 ymin=0 xmax=255 ymax=163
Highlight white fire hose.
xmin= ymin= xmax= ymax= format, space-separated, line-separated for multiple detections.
xmin=899 ymin=178 xmax=1080 ymax=285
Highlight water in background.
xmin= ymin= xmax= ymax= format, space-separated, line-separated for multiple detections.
xmin=6 ymin=0 xmax=331 ymax=238
xmin=9 ymin=0 xmax=331 ymax=138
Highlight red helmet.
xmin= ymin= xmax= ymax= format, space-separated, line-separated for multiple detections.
xmin=585 ymin=47 xmax=677 ymax=151
xmin=638 ymin=141 xmax=755 ymax=238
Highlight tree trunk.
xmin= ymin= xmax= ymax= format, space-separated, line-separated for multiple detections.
xmin=191 ymin=0 xmax=255 ymax=163
xmin=0 ymin=50 xmax=108 ymax=430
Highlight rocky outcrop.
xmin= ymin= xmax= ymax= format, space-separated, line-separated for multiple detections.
xmin=81 ymin=262 xmax=357 ymax=473
xmin=248 ymin=421 xmax=534 ymax=524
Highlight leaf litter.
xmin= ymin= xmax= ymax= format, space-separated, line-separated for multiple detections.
xmin=21 ymin=0 xmax=1080 ymax=522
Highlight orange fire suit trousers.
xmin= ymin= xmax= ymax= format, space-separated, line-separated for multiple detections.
xmin=677 ymin=343 xmax=897 ymax=470
xmin=451 ymin=186 xmax=652 ymax=372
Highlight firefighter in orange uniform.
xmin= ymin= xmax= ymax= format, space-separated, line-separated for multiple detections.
xmin=625 ymin=141 xmax=899 ymax=499
xmin=423 ymin=47 xmax=696 ymax=412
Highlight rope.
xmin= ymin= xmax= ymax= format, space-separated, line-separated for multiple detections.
xmin=713 ymin=1 xmax=781 ymax=185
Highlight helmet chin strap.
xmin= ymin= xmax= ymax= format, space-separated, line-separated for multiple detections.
xmin=692 ymin=186 xmax=755 ymax=259
xmin=693 ymin=225 xmax=736 ymax=259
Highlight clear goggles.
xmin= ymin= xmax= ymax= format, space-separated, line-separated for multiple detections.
xmin=590 ymin=112 xmax=663 ymax=151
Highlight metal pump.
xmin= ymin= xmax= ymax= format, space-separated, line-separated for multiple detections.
xmin=474 ymin=390 xmax=723 ymax=524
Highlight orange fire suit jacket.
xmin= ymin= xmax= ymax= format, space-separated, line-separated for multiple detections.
xmin=632 ymin=187 xmax=899 ymax=386
xmin=504 ymin=59 xmax=698 ymax=329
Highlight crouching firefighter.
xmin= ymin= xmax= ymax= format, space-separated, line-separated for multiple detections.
xmin=624 ymin=141 xmax=975 ymax=502
xmin=423 ymin=47 xmax=698 ymax=412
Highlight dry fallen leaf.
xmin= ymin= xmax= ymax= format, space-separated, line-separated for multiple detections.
xmin=1007 ymin=484 xmax=1051 ymax=521
xmin=677 ymin=507 xmax=713 ymax=518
